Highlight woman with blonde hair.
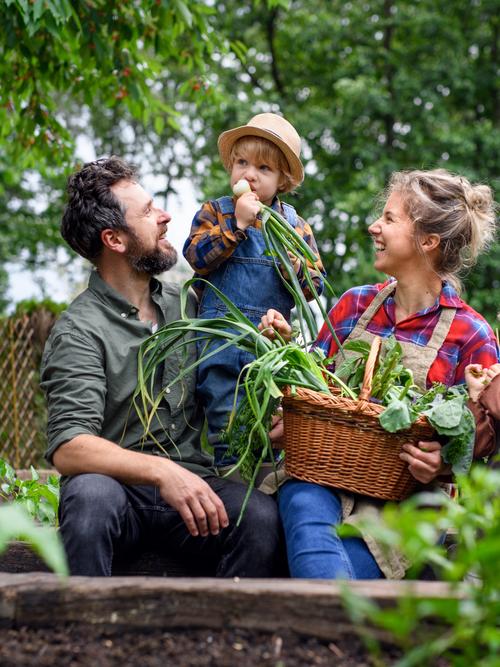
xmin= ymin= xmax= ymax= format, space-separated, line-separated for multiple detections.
xmin=262 ymin=168 xmax=499 ymax=580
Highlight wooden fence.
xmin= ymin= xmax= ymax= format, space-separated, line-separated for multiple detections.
xmin=0 ymin=311 xmax=56 ymax=468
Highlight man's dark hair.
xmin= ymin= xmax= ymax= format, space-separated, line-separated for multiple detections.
xmin=61 ymin=156 xmax=138 ymax=261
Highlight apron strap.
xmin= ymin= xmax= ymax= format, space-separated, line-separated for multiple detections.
xmin=351 ymin=282 xmax=397 ymax=332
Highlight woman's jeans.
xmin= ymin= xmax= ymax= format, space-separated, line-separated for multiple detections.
xmin=279 ymin=480 xmax=384 ymax=579
xmin=59 ymin=473 xmax=284 ymax=577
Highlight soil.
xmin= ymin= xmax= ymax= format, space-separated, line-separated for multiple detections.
xmin=0 ymin=625 xmax=405 ymax=666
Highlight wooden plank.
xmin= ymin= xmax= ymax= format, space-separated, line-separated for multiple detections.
xmin=0 ymin=573 xmax=464 ymax=640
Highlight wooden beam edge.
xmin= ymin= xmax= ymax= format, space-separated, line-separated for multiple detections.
xmin=0 ymin=573 xmax=466 ymax=640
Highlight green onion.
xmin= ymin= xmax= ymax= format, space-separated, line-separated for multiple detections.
xmin=134 ymin=279 xmax=353 ymax=523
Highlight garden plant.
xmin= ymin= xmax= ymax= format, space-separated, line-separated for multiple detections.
xmin=340 ymin=463 xmax=500 ymax=667
xmin=0 ymin=457 xmax=66 ymax=575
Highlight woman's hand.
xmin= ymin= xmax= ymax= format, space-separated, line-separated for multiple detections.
xmin=259 ymin=308 xmax=292 ymax=341
xmin=399 ymin=440 xmax=451 ymax=484
xmin=268 ymin=412 xmax=284 ymax=448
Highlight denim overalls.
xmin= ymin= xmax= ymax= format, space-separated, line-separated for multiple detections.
xmin=197 ymin=195 xmax=296 ymax=465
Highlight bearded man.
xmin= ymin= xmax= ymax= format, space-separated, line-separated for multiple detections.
xmin=40 ymin=157 xmax=282 ymax=576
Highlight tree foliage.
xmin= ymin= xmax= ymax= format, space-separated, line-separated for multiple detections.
xmin=1 ymin=0 xmax=498 ymax=324
xmin=186 ymin=0 xmax=499 ymax=322
xmin=0 ymin=0 xmax=227 ymax=305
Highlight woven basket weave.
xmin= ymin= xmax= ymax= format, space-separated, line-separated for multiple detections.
xmin=282 ymin=336 xmax=435 ymax=501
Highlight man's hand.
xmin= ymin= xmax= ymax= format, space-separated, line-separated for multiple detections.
xmin=53 ymin=435 xmax=229 ymax=539
xmin=399 ymin=440 xmax=450 ymax=484
xmin=235 ymin=190 xmax=261 ymax=230
xmin=158 ymin=461 xmax=229 ymax=538
xmin=259 ymin=308 xmax=292 ymax=341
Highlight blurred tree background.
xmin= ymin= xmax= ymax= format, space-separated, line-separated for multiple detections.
xmin=1 ymin=0 xmax=498 ymax=324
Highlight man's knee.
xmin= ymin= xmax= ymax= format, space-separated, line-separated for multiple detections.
xmin=60 ymin=474 xmax=127 ymax=533
xmin=237 ymin=489 xmax=280 ymax=550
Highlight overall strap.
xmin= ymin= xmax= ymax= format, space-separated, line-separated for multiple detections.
xmin=214 ymin=195 xmax=235 ymax=215
xmin=281 ymin=202 xmax=298 ymax=228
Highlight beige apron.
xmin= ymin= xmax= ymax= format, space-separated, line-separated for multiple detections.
xmin=338 ymin=281 xmax=456 ymax=578
xmin=261 ymin=282 xmax=457 ymax=579
xmin=341 ymin=281 xmax=456 ymax=390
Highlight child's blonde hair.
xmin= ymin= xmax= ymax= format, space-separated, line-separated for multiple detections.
xmin=228 ymin=136 xmax=299 ymax=194
xmin=387 ymin=169 xmax=497 ymax=292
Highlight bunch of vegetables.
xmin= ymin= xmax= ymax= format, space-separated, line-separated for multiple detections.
xmin=134 ymin=281 xmax=355 ymax=519
xmin=334 ymin=337 xmax=476 ymax=475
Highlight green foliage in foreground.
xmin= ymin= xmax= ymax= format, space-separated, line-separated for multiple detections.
xmin=0 ymin=458 xmax=60 ymax=526
xmin=0 ymin=458 xmax=66 ymax=575
xmin=0 ymin=504 xmax=67 ymax=576
xmin=340 ymin=464 xmax=500 ymax=667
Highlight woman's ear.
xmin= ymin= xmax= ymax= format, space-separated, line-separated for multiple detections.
xmin=101 ymin=228 xmax=127 ymax=254
xmin=420 ymin=233 xmax=441 ymax=254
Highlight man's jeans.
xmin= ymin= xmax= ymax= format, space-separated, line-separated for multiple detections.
xmin=279 ymin=480 xmax=384 ymax=579
xmin=59 ymin=473 xmax=283 ymax=577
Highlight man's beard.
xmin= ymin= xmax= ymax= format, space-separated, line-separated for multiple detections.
xmin=126 ymin=230 xmax=178 ymax=275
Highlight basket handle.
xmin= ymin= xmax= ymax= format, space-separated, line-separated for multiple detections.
xmin=358 ymin=336 xmax=382 ymax=401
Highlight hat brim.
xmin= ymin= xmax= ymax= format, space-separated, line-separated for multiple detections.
xmin=218 ymin=125 xmax=304 ymax=184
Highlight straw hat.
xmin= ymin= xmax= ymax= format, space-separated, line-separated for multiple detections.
xmin=217 ymin=113 xmax=304 ymax=184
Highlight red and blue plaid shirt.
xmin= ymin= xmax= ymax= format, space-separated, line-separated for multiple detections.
xmin=315 ymin=280 xmax=499 ymax=388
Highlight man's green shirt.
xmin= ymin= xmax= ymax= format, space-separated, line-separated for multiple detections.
xmin=40 ymin=270 xmax=214 ymax=477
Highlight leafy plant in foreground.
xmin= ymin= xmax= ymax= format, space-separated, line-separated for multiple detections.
xmin=0 ymin=457 xmax=66 ymax=575
xmin=339 ymin=464 xmax=500 ymax=667
xmin=0 ymin=503 xmax=68 ymax=576
xmin=0 ymin=458 xmax=60 ymax=526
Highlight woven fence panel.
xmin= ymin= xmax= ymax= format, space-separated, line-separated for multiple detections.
xmin=0 ymin=316 xmax=46 ymax=468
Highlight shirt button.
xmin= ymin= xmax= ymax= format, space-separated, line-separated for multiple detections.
xmin=120 ymin=312 xmax=127 ymax=318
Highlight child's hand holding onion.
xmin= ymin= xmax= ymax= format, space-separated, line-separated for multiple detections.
xmin=233 ymin=179 xmax=261 ymax=231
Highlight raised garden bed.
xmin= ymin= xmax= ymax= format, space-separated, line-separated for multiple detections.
xmin=0 ymin=573 xmax=461 ymax=666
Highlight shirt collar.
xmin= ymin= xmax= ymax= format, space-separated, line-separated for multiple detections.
xmin=382 ymin=278 xmax=464 ymax=316
xmin=88 ymin=269 xmax=163 ymax=315
xmin=438 ymin=281 xmax=464 ymax=309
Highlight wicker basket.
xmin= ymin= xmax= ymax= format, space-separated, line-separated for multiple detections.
xmin=282 ymin=336 xmax=435 ymax=501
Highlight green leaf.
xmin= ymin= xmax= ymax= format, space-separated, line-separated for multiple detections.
xmin=173 ymin=0 xmax=193 ymax=27
xmin=379 ymin=398 xmax=414 ymax=432
xmin=425 ymin=396 xmax=464 ymax=431
xmin=0 ymin=504 xmax=67 ymax=575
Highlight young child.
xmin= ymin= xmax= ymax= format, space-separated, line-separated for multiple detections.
xmin=183 ymin=112 xmax=325 ymax=468
xmin=465 ymin=362 xmax=500 ymax=467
